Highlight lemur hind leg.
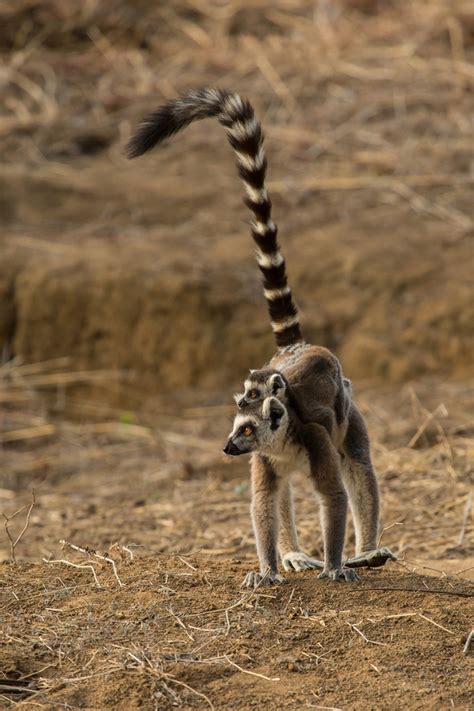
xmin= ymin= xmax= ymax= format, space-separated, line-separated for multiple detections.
xmin=341 ymin=405 xmax=380 ymax=554
xmin=342 ymin=405 xmax=396 ymax=564
xmin=243 ymin=453 xmax=286 ymax=589
xmin=277 ymin=478 xmax=393 ymax=572
xmin=278 ymin=479 xmax=324 ymax=572
xmin=302 ymin=423 xmax=360 ymax=582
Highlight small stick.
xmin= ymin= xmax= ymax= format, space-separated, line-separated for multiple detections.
xmin=109 ymin=543 xmax=134 ymax=561
xmin=458 ymin=491 xmax=473 ymax=547
xmin=417 ymin=614 xmax=455 ymax=636
xmin=283 ymin=587 xmax=296 ymax=614
xmin=224 ymin=655 xmax=280 ymax=682
xmin=301 ymin=650 xmax=331 ymax=663
xmin=346 ymin=622 xmax=388 ymax=646
xmin=408 ymin=403 xmax=448 ymax=448
xmin=60 ymin=540 xmax=124 ymax=587
xmin=43 ymin=558 xmax=102 ymax=588
xmin=165 ymin=675 xmax=215 ymax=710
xmin=463 ymin=631 xmax=473 ymax=655
xmin=377 ymin=521 xmax=403 ymax=547
xmin=309 ymin=698 xmax=342 ymax=711
xmin=166 ymin=607 xmax=195 ymax=641
xmin=2 ymin=490 xmax=36 ymax=562
xmin=177 ymin=555 xmax=198 ymax=571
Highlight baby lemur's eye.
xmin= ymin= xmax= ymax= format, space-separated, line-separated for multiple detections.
xmin=243 ymin=425 xmax=254 ymax=436
xmin=249 ymin=390 xmax=259 ymax=399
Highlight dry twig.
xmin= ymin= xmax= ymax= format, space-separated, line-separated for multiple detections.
xmin=2 ymin=490 xmax=36 ymax=562
xmin=60 ymin=539 xmax=125 ymax=587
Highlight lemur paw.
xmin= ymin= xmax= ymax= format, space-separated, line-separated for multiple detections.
xmin=318 ymin=566 xmax=360 ymax=582
xmin=242 ymin=571 xmax=286 ymax=589
xmin=282 ymin=551 xmax=324 ymax=572
xmin=346 ymin=546 xmax=397 ymax=569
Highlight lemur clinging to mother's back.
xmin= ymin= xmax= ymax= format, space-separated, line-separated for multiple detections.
xmin=127 ymin=88 xmax=394 ymax=586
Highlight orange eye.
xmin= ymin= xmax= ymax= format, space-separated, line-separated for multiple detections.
xmin=244 ymin=426 xmax=253 ymax=436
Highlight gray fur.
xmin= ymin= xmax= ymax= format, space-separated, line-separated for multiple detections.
xmin=224 ymin=397 xmax=360 ymax=586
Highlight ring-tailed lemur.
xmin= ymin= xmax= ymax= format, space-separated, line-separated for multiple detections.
xmin=127 ymin=88 xmax=391 ymax=585
xmin=224 ymin=396 xmax=395 ymax=586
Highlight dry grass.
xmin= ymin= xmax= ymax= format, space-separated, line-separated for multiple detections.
xmin=1 ymin=0 xmax=472 ymax=234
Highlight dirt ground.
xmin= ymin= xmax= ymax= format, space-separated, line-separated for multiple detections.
xmin=0 ymin=0 xmax=473 ymax=709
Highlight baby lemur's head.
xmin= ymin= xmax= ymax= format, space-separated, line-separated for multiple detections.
xmin=223 ymin=396 xmax=289 ymax=456
xmin=234 ymin=368 xmax=287 ymax=410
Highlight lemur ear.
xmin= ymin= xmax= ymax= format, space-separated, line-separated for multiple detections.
xmin=263 ymin=396 xmax=286 ymax=430
xmin=269 ymin=373 xmax=285 ymax=396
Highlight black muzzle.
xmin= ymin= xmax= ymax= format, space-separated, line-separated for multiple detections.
xmin=223 ymin=440 xmax=244 ymax=456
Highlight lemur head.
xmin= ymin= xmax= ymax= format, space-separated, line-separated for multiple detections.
xmin=223 ymin=396 xmax=289 ymax=456
xmin=234 ymin=368 xmax=287 ymax=410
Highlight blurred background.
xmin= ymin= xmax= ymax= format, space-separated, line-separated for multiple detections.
xmin=0 ymin=1 xmax=473 ymax=569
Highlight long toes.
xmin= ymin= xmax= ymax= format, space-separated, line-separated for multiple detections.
xmin=283 ymin=553 xmax=324 ymax=572
xmin=242 ymin=571 xmax=286 ymax=588
xmin=318 ymin=567 xmax=360 ymax=582
xmin=305 ymin=557 xmax=324 ymax=570
xmin=292 ymin=560 xmax=305 ymax=572
xmin=242 ymin=572 xmax=260 ymax=589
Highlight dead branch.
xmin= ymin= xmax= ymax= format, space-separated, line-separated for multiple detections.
xmin=60 ymin=539 xmax=124 ymax=587
xmin=2 ymin=490 xmax=36 ymax=563
xmin=42 ymin=558 xmax=102 ymax=588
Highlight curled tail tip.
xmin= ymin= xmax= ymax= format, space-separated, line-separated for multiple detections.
xmin=126 ymin=136 xmax=145 ymax=160
xmin=126 ymin=88 xmax=249 ymax=160
xmin=126 ymin=104 xmax=178 ymax=160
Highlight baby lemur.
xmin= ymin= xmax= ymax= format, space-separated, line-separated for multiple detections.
xmin=127 ymin=88 xmax=394 ymax=586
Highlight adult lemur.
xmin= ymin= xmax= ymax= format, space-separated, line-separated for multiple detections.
xmin=128 ymin=88 xmax=394 ymax=586
xmin=224 ymin=395 xmax=393 ymax=586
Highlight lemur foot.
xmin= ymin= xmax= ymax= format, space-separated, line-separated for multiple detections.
xmin=345 ymin=546 xmax=397 ymax=569
xmin=318 ymin=566 xmax=360 ymax=582
xmin=282 ymin=551 xmax=324 ymax=572
xmin=242 ymin=571 xmax=286 ymax=589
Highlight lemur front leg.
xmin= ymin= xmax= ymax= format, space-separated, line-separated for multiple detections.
xmin=303 ymin=423 xmax=360 ymax=582
xmin=278 ymin=478 xmax=324 ymax=572
xmin=243 ymin=453 xmax=286 ymax=589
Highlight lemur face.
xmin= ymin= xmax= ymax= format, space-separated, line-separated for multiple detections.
xmin=234 ymin=369 xmax=286 ymax=410
xmin=223 ymin=396 xmax=289 ymax=456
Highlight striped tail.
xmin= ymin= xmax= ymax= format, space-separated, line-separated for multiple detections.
xmin=126 ymin=88 xmax=304 ymax=349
